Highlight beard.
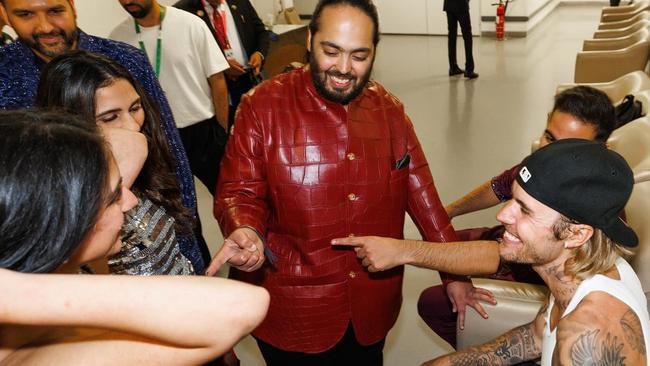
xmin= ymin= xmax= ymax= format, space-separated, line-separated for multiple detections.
xmin=122 ymin=1 xmax=153 ymax=19
xmin=498 ymin=227 xmax=556 ymax=266
xmin=309 ymin=54 xmax=373 ymax=105
xmin=23 ymin=27 xmax=79 ymax=59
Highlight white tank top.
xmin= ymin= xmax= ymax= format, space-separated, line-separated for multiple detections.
xmin=541 ymin=257 xmax=650 ymax=365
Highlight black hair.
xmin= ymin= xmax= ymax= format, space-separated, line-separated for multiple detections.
xmin=0 ymin=109 xmax=108 ymax=273
xmin=309 ymin=0 xmax=380 ymax=46
xmin=35 ymin=50 xmax=192 ymax=234
xmin=553 ymin=86 xmax=616 ymax=142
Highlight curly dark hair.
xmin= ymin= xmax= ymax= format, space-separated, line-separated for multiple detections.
xmin=35 ymin=50 xmax=192 ymax=234
xmin=553 ymin=86 xmax=616 ymax=142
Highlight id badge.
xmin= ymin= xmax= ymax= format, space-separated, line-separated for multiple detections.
xmin=224 ymin=48 xmax=235 ymax=58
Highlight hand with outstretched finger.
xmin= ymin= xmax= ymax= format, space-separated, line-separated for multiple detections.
xmin=445 ymin=280 xmax=497 ymax=330
xmin=331 ymin=236 xmax=409 ymax=272
xmin=205 ymin=227 xmax=265 ymax=276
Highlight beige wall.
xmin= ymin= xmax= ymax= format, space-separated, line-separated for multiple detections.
xmin=73 ymin=0 xmax=275 ymax=38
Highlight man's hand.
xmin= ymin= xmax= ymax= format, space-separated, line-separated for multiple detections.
xmin=331 ymin=236 xmax=411 ymax=272
xmin=446 ymin=280 xmax=496 ymax=330
xmin=248 ymin=52 xmax=263 ymax=75
xmin=205 ymin=227 xmax=265 ymax=276
xmin=224 ymin=58 xmax=246 ymax=80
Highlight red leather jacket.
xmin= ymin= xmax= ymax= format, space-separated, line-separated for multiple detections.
xmin=214 ymin=67 xmax=456 ymax=352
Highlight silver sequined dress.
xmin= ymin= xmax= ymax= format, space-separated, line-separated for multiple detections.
xmin=108 ymin=196 xmax=194 ymax=275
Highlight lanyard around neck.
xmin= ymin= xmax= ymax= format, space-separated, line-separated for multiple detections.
xmin=134 ymin=6 xmax=166 ymax=78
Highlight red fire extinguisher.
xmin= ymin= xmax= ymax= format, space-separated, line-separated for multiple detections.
xmin=492 ymin=0 xmax=513 ymax=40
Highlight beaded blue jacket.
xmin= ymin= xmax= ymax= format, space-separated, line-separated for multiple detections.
xmin=0 ymin=32 xmax=205 ymax=272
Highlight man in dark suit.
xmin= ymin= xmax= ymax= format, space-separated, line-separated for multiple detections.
xmin=444 ymin=0 xmax=478 ymax=79
xmin=175 ymin=0 xmax=271 ymax=127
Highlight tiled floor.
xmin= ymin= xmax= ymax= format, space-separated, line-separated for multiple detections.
xmin=194 ymin=3 xmax=603 ymax=364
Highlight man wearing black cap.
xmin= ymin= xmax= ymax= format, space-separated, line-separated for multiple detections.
xmin=334 ymin=139 xmax=650 ymax=364
xmin=419 ymin=85 xmax=618 ymax=350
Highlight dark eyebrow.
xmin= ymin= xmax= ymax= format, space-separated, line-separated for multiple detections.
xmin=515 ymin=198 xmax=532 ymax=214
xmin=319 ymin=41 xmax=371 ymax=54
xmin=11 ymin=8 xmax=32 ymax=14
xmin=96 ymin=109 xmax=121 ymax=118
xmin=130 ymin=98 xmax=142 ymax=108
xmin=12 ymin=4 xmax=66 ymax=13
xmin=106 ymin=177 xmax=123 ymax=206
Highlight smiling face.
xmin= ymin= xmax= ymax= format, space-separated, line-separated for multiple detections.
xmin=308 ymin=4 xmax=375 ymax=105
xmin=1 ymin=0 xmax=78 ymax=60
xmin=66 ymin=155 xmax=138 ymax=267
xmin=94 ymin=78 xmax=145 ymax=132
xmin=538 ymin=110 xmax=598 ymax=148
xmin=496 ymin=182 xmax=566 ymax=266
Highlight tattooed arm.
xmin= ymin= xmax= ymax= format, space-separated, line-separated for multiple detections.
xmin=553 ymin=293 xmax=647 ymax=365
xmin=422 ymin=299 xmax=547 ymax=366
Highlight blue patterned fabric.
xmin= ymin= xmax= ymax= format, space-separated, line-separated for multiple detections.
xmin=0 ymin=32 xmax=205 ymax=272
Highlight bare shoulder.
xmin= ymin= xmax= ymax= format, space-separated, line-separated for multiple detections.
xmin=554 ymin=292 xmax=647 ymax=365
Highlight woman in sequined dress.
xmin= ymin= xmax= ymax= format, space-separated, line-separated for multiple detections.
xmin=36 ymin=50 xmax=195 ymax=275
xmin=0 ymin=110 xmax=269 ymax=365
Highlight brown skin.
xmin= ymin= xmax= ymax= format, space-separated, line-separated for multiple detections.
xmin=306 ymin=4 xmax=375 ymax=108
xmin=0 ymin=0 xmax=78 ymax=61
xmin=331 ymin=236 xmax=499 ymax=275
xmin=208 ymin=72 xmax=229 ymax=130
xmin=118 ymin=0 xmax=159 ymax=27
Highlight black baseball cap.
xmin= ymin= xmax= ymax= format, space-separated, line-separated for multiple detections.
xmin=515 ymin=139 xmax=638 ymax=247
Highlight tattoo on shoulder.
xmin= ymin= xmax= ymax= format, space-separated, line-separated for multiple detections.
xmin=570 ymin=329 xmax=626 ymax=365
xmin=620 ymin=309 xmax=647 ymax=356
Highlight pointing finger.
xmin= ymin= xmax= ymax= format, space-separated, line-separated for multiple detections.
xmin=331 ymin=237 xmax=363 ymax=247
xmin=205 ymin=244 xmax=238 ymax=276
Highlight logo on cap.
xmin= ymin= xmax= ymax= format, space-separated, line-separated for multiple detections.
xmin=520 ymin=166 xmax=532 ymax=183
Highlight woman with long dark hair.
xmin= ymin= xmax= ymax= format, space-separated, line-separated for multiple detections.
xmin=0 ymin=109 xmax=268 ymax=365
xmin=35 ymin=50 xmax=198 ymax=275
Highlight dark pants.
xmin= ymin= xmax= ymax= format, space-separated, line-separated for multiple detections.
xmin=610 ymin=0 xmax=621 ymax=5
xmin=177 ymin=117 xmax=228 ymax=196
xmin=446 ymin=9 xmax=474 ymax=72
xmin=256 ymin=323 xmax=385 ymax=366
xmin=418 ymin=284 xmax=458 ymax=347
xmin=227 ymin=73 xmax=257 ymax=129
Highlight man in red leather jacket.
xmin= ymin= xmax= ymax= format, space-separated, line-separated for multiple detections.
xmin=207 ymin=0 xmax=462 ymax=364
